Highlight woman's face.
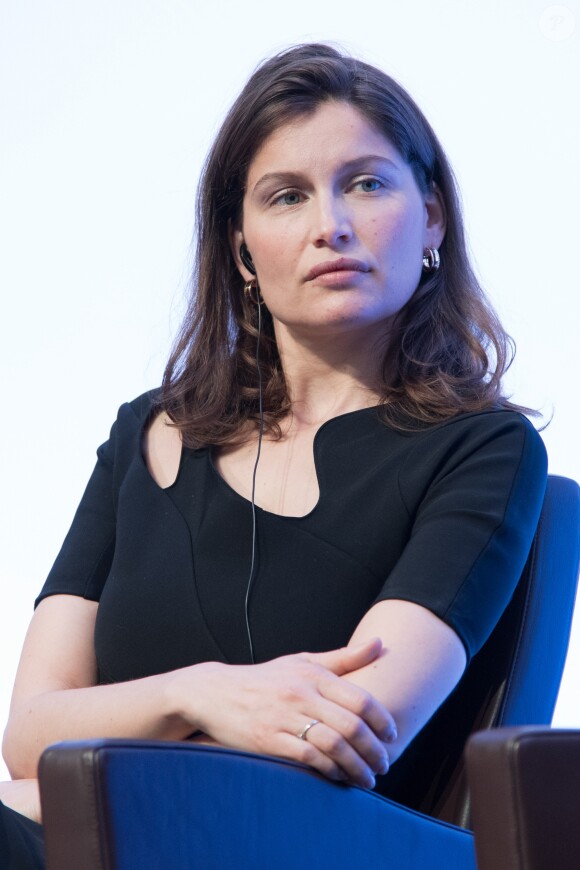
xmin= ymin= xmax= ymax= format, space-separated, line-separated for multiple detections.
xmin=233 ymin=100 xmax=445 ymax=343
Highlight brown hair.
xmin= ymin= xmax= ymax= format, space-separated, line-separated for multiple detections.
xmin=160 ymin=43 xmax=534 ymax=447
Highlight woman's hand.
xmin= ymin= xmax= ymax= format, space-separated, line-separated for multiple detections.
xmin=170 ymin=637 xmax=397 ymax=789
xmin=0 ymin=778 xmax=41 ymax=823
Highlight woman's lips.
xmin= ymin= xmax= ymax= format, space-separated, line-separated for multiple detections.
xmin=305 ymin=258 xmax=370 ymax=282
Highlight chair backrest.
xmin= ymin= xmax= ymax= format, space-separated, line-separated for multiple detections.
xmin=378 ymin=475 xmax=580 ymax=827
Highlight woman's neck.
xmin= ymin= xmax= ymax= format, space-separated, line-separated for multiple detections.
xmin=274 ymin=323 xmax=385 ymax=427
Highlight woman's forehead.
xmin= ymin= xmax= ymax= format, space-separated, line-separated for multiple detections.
xmin=245 ymin=101 xmax=404 ymax=185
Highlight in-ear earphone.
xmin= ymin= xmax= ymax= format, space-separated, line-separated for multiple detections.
xmin=240 ymin=243 xmax=257 ymax=276
xmin=245 ymin=276 xmax=263 ymax=664
xmin=238 ymin=241 xmax=262 ymax=662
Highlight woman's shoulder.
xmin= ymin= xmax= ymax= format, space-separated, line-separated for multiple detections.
xmin=416 ymin=407 xmax=546 ymax=465
xmin=96 ymin=388 xmax=163 ymax=468
xmin=400 ymin=408 xmax=548 ymax=498
xmin=441 ymin=408 xmax=545 ymax=462
xmin=101 ymin=387 xmax=164 ymax=440
xmin=357 ymin=406 xmax=548 ymax=493
xmin=353 ymin=403 xmax=546 ymax=458
xmin=323 ymin=404 xmax=546 ymax=467
xmin=123 ymin=387 xmax=163 ymax=425
xmin=430 ymin=406 xmax=543 ymax=439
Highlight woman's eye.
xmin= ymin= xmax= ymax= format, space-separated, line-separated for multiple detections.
xmin=355 ymin=177 xmax=384 ymax=193
xmin=272 ymin=190 xmax=302 ymax=206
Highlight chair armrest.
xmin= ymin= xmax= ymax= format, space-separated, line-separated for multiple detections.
xmin=39 ymin=740 xmax=476 ymax=870
xmin=465 ymin=726 xmax=580 ymax=870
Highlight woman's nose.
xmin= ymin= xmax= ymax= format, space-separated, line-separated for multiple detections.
xmin=310 ymin=196 xmax=354 ymax=248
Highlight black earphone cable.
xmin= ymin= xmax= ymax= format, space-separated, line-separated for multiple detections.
xmin=244 ymin=297 xmax=264 ymax=664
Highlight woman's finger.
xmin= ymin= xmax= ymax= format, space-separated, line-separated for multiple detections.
xmin=280 ymin=714 xmax=385 ymax=788
xmin=293 ymin=719 xmax=380 ymax=788
xmin=317 ymin=670 xmax=397 ymax=745
xmin=302 ymin=637 xmax=383 ymax=676
xmin=274 ymin=731 xmax=347 ymax=783
xmin=300 ymin=696 xmax=391 ymax=779
xmin=301 ymin=639 xmax=398 ymax=741
xmin=186 ymin=652 xmax=395 ymax=784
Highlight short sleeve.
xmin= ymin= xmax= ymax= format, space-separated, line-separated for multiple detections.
xmin=34 ymin=391 xmax=156 ymax=607
xmin=374 ymin=412 xmax=548 ymax=661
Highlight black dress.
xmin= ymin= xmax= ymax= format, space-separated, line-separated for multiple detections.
xmin=2 ymin=391 xmax=548 ymax=865
xmin=0 ymin=803 xmax=44 ymax=869
xmin=37 ymin=391 xmax=547 ymax=673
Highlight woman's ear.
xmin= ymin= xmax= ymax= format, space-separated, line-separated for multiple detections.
xmin=424 ymin=183 xmax=446 ymax=249
xmin=228 ymin=223 xmax=255 ymax=280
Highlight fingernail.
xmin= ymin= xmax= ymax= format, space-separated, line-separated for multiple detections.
xmin=378 ymin=755 xmax=389 ymax=775
xmin=367 ymin=775 xmax=376 ymax=790
xmin=386 ymin=725 xmax=398 ymax=743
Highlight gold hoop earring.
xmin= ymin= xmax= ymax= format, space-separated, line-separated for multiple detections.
xmin=422 ymin=247 xmax=440 ymax=273
xmin=244 ymin=278 xmax=263 ymax=305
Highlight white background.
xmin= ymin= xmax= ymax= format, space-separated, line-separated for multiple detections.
xmin=1 ymin=0 xmax=578 ymax=780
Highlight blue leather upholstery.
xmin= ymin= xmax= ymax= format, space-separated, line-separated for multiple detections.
xmin=495 ymin=476 xmax=579 ymax=724
xmin=40 ymin=741 xmax=476 ymax=869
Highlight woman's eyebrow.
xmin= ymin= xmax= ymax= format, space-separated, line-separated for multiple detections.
xmin=251 ymin=172 xmax=306 ymax=197
xmin=250 ymin=155 xmax=402 ymax=197
xmin=340 ymin=155 xmax=401 ymax=173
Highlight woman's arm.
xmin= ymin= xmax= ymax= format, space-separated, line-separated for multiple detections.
xmin=2 ymin=595 xmax=395 ymax=788
xmin=188 ymin=600 xmax=465 ymax=774
xmin=3 ymin=408 xmax=395 ymax=789
xmin=2 ymin=595 xmax=190 ymax=779
xmin=335 ymin=413 xmax=547 ymax=768
xmin=0 ymin=595 xmax=461 ymax=823
xmin=340 ymin=599 xmax=466 ymax=766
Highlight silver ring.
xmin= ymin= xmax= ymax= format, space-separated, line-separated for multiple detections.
xmin=297 ymin=719 xmax=319 ymax=741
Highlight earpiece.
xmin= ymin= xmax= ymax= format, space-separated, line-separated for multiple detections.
xmin=245 ymin=279 xmax=263 ymax=664
xmin=239 ymin=238 xmax=262 ymax=662
xmin=239 ymin=243 xmax=257 ymax=276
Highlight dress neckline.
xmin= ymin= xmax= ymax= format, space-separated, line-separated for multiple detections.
xmin=204 ymin=404 xmax=382 ymax=520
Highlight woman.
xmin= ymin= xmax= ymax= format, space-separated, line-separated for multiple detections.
xmin=0 ymin=43 xmax=547 ymax=866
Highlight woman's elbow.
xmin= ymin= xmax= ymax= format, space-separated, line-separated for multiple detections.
xmin=2 ymin=716 xmax=39 ymax=780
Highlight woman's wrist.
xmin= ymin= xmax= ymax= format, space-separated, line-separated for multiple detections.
xmin=161 ymin=661 xmax=226 ymax=739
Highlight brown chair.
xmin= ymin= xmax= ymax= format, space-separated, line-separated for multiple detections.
xmin=38 ymin=475 xmax=580 ymax=869
xmin=466 ymin=726 xmax=580 ymax=870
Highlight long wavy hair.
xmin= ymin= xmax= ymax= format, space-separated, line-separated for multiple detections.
xmin=160 ymin=44 xmax=533 ymax=447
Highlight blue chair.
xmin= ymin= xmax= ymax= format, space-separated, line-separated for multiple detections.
xmin=38 ymin=475 xmax=580 ymax=869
